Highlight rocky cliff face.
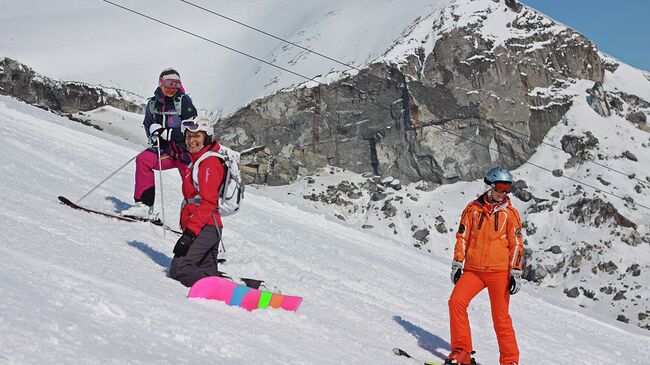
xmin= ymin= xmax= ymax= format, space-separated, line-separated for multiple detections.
xmin=217 ymin=0 xmax=603 ymax=186
xmin=0 ymin=57 xmax=144 ymax=115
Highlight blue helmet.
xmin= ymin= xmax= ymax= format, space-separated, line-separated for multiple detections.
xmin=484 ymin=167 xmax=513 ymax=185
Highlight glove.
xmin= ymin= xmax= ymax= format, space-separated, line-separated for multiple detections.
xmin=173 ymin=229 xmax=196 ymax=257
xmin=509 ymin=269 xmax=522 ymax=295
xmin=450 ymin=261 xmax=463 ymax=285
xmin=148 ymin=123 xmax=172 ymax=144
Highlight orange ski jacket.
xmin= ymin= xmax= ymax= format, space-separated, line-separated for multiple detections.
xmin=454 ymin=193 xmax=524 ymax=271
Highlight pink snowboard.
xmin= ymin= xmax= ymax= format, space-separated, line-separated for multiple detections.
xmin=188 ymin=276 xmax=303 ymax=312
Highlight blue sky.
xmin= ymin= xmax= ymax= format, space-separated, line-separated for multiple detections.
xmin=521 ymin=0 xmax=649 ymax=71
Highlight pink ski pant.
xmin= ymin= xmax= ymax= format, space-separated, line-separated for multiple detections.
xmin=134 ymin=149 xmax=189 ymax=202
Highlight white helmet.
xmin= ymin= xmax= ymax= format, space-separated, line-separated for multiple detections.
xmin=181 ymin=115 xmax=214 ymax=137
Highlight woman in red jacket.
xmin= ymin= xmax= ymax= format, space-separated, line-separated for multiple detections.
xmin=445 ymin=167 xmax=524 ymax=365
xmin=169 ymin=116 xmax=225 ymax=287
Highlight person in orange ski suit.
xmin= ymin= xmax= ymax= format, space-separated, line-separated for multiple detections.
xmin=445 ymin=167 xmax=524 ymax=365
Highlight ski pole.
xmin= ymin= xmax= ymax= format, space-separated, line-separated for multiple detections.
xmin=156 ymin=117 xmax=167 ymax=239
xmin=156 ymin=113 xmax=167 ymax=239
xmin=76 ymin=147 xmax=148 ymax=204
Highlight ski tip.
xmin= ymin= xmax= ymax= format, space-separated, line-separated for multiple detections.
xmin=393 ymin=348 xmax=409 ymax=357
xmin=58 ymin=196 xmax=71 ymax=204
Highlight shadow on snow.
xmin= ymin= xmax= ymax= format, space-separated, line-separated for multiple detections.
xmin=394 ymin=315 xmax=450 ymax=362
xmin=128 ymin=240 xmax=171 ymax=270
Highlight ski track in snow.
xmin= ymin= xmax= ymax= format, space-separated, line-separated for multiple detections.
xmin=1 ymin=95 xmax=649 ymax=364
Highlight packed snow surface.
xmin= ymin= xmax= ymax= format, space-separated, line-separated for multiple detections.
xmin=1 ymin=95 xmax=649 ymax=364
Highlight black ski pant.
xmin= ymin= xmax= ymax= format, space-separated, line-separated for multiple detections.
xmin=170 ymin=225 xmax=220 ymax=287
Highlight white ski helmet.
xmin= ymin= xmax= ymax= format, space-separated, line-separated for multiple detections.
xmin=182 ymin=116 xmax=214 ymax=144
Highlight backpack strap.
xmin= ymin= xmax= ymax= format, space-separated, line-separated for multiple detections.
xmin=191 ymin=151 xmax=227 ymax=193
xmin=173 ymin=94 xmax=184 ymax=117
xmin=149 ymin=95 xmax=185 ymax=116
xmin=147 ymin=97 xmax=157 ymax=115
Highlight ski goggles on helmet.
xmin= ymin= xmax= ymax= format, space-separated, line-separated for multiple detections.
xmin=493 ymin=181 xmax=512 ymax=194
xmin=181 ymin=120 xmax=200 ymax=133
xmin=160 ymin=78 xmax=181 ymax=89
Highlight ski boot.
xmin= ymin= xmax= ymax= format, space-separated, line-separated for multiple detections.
xmin=122 ymin=202 xmax=155 ymax=220
xmin=444 ymin=348 xmax=476 ymax=365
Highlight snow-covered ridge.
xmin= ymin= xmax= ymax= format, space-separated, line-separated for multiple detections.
xmin=382 ymin=0 xmax=588 ymax=70
xmin=0 ymin=58 xmax=146 ymax=115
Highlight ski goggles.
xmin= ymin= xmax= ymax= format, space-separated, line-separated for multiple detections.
xmin=160 ymin=78 xmax=181 ymax=89
xmin=493 ymin=181 xmax=512 ymax=194
xmin=181 ymin=120 xmax=200 ymax=134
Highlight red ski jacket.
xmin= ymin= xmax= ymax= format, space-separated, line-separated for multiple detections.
xmin=180 ymin=142 xmax=224 ymax=235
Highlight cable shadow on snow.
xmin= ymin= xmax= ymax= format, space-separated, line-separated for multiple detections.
xmin=393 ymin=315 xmax=450 ymax=361
xmin=127 ymin=240 xmax=171 ymax=269
xmin=105 ymin=196 xmax=131 ymax=212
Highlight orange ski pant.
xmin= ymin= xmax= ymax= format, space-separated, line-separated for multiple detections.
xmin=448 ymin=270 xmax=519 ymax=364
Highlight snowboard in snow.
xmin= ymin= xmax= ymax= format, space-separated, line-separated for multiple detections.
xmin=188 ymin=276 xmax=303 ymax=312
xmin=58 ymin=196 xmax=181 ymax=234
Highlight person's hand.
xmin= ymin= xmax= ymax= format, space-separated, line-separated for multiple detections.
xmin=450 ymin=261 xmax=463 ymax=285
xmin=173 ymin=229 xmax=196 ymax=257
xmin=148 ymin=123 xmax=171 ymax=144
xmin=509 ymin=269 xmax=523 ymax=295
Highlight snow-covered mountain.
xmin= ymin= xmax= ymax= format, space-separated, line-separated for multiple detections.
xmin=1 ymin=94 xmax=649 ymax=364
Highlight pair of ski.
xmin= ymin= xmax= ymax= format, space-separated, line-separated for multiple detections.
xmin=58 ymin=196 xmax=182 ymax=234
xmin=393 ymin=347 xmax=444 ymax=365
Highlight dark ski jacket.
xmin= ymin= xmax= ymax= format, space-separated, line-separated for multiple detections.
xmin=143 ymin=88 xmax=197 ymax=165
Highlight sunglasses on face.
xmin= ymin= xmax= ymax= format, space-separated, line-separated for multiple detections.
xmin=493 ymin=182 xmax=512 ymax=194
xmin=160 ymin=79 xmax=181 ymax=89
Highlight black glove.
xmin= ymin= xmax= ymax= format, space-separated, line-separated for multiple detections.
xmin=450 ymin=261 xmax=463 ymax=285
xmin=509 ymin=269 xmax=523 ymax=295
xmin=173 ymin=229 xmax=196 ymax=257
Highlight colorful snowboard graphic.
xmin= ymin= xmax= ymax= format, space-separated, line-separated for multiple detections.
xmin=188 ymin=276 xmax=303 ymax=312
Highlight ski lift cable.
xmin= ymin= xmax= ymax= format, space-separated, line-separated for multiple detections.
xmin=101 ymin=0 xmax=321 ymax=85
xmin=100 ymin=0 xmax=650 ymax=212
xmin=177 ymin=0 xmax=362 ymax=72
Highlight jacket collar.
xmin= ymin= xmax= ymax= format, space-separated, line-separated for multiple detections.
xmin=473 ymin=192 xmax=510 ymax=214
xmin=154 ymin=87 xmax=182 ymax=102
xmin=189 ymin=141 xmax=220 ymax=162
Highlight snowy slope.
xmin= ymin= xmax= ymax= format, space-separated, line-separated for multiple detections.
xmin=1 ymin=97 xmax=650 ymax=364
xmin=71 ymin=106 xmax=149 ymax=146
xmin=0 ymin=0 xmax=447 ymax=115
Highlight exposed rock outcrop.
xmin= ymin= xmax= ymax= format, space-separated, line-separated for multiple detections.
xmin=561 ymin=132 xmax=599 ymax=168
xmin=567 ymin=197 xmax=637 ymax=229
xmin=0 ymin=58 xmax=144 ymax=114
xmin=586 ymin=82 xmax=611 ymax=117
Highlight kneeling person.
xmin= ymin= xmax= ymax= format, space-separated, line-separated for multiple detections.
xmin=170 ymin=116 xmax=224 ymax=287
